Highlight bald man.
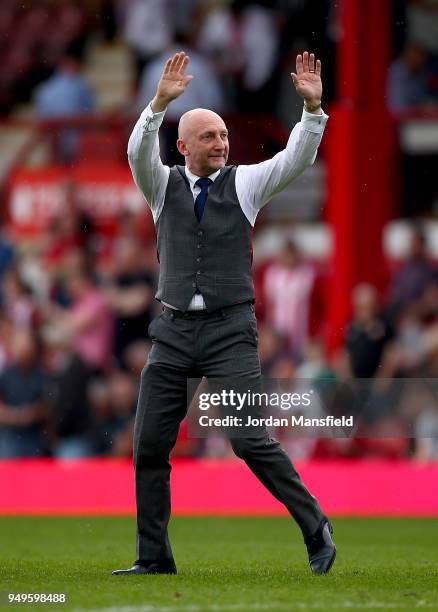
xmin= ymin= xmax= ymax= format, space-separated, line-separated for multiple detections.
xmin=113 ymin=51 xmax=336 ymax=576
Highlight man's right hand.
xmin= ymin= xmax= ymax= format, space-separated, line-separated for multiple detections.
xmin=151 ymin=51 xmax=193 ymax=113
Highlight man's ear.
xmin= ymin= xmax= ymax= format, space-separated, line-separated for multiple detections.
xmin=176 ymin=138 xmax=188 ymax=157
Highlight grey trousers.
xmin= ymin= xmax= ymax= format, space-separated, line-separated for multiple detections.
xmin=133 ymin=302 xmax=324 ymax=563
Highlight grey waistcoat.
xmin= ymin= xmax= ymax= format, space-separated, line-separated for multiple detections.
xmin=155 ymin=165 xmax=255 ymax=312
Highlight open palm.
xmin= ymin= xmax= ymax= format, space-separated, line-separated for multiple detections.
xmin=156 ymin=51 xmax=193 ymax=104
xmin=291 ymin=51 xmax=322 ymax=102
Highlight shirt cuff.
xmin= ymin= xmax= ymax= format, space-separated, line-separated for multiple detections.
xmin=141 ymin=102 xmax=166 ymax=133
xmin=300 ymin=107 xmax=329 ymax=134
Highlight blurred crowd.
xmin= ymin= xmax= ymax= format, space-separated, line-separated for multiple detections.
xmin=389 ymin=0 xmax=438 ymax=114
xmin=1 ymin=0 xmax=437 ymax=122
xmin=0 ymin=186 xmax=436 ymax=460
xmin=251 ymin=231 xmax=438 ymax=462
xmin=0 ymin=0 xmax=437 ymax=461
xmin=0 ymin=0 xmax=89 ymax=114
xmin=0 ymin=182 xmax=158 ymax=459
xmin=2 ymin=0 xmax=337 ymax=125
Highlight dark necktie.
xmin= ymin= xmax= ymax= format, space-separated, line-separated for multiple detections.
xmin=194 ymin=178 xmax=212 ymax=222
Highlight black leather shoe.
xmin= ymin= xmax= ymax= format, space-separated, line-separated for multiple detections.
xmin=112 ymin=559 xmax=177 ymax=575
xmin=305 ymin=518 xmax=336 ymax=575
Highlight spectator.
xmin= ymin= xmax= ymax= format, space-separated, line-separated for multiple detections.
xmin=342 ymin=285 xmax=409 ymax=457
xmin=262 ymin=239 xmax=316 ymax=361
xmin=43 ymin=326 xmax=93 ymax=459
xmin=295 ymin=339 xmax=335 ymax=381
xmin=88 ymin=371 xmax=136 ymax=455
xmin=121 ymin=0 xmax=174 ymax=84
xmin=393 ymin=304 xmax=438 ymax=376
xmin=43 ymin=182 xmax=94 ymax=271
xmin=0 ymin=314 xmax=12 ymax=373
xmin=406 ymin=0 xmax=438 ymax=56
xmin=47 ymin=269 xmax=114 ymax=374
xmin=87 ymin=378 xmax=112 ymax=454
xmin=0 ymin=2 xmax=88 ymax=113
xmin=103 ymin=237 xmax=155 ymax=363
xmin=197 ymin=0 xmax=280 ymax=113
xmin=0 ymin=229 xmax=14 ymax=281
xmin=1 ymin=267 xmax=37 ymax=332
xmin=107 ymin=370 xmax=137 ymax=456
xmin=389 ymin=225 xmax=437 ymax=317
xmin=0 ymin=330 xmax=49 ymax=458
xmin=257 ymin=323 xmax=288 ymax=375
xmin=34 ymin=54 xmax=95 ymax=163
xmin=387 ymin=42 xmax=438 ymax=113
xmin=109 ymin=210 xmax=156 ymax=257
xmin=344 ymin=284 xmax=394 ymax=379
xmin=40 ymin=3 xmax=88 ymax=72
xmin=122 ymin=339 xmax=151 ymax=378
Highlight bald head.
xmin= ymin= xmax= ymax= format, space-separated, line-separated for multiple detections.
xmin=178 ymin=108 xmax=225 ymax=139
xmin=176 ymin=108 xmax=229 ymax=176
xmin=352 ymin=283 xmax=379 ymax=322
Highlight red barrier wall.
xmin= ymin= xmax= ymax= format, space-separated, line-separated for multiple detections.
xmin=6 ymin=164 xmax=149 ymax=237
xmin=1 ymin=459 xmax=437 ymax=516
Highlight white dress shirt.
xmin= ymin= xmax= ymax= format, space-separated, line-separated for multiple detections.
xmin=127 ymin=102 xmax=329 ymax=310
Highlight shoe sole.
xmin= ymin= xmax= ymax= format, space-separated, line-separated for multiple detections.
xmin=313 ymin=546 xmax=336 ymax=575
xmin=325 ymin=522 xmax=336 ymax=573
xmin=325 ymin=546 xmax=336 ymax=573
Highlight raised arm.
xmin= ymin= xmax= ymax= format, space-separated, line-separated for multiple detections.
xmin=150 ymin=51 xmax=193 ymax=112
xmin=127 ymin=52 xmax=193 ymax=222
xmin=236 ymin=52 xmax=328 ymax=226
xmin=291 ymin=51 xmax=323 ymax=115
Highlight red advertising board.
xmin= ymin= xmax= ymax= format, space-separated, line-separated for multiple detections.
xmin=6 ymin=163 xmax=151 ymax=237
xmin=0 ymin=458 xmax=437 ymax=516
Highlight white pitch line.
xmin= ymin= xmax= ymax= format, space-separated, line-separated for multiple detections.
xmin=72 ymin=600 xmax=437 ymax=612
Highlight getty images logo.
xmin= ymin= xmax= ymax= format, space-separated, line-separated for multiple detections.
xmin=198 ymin=389 xmax=313 ymax=411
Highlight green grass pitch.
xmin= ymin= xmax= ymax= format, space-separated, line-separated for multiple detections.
xmin=0 ymin=516 xmax=437 ymax=611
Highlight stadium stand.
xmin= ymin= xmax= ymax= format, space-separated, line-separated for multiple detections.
xmin=0 ymin=0 xmax=437 ymax=463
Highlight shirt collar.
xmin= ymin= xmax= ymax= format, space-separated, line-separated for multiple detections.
xmin=184 ymin=167 xmax=221 ymax=190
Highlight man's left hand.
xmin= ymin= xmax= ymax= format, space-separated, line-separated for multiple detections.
xmin=291 ymin=51 xmax=322 ymax=113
